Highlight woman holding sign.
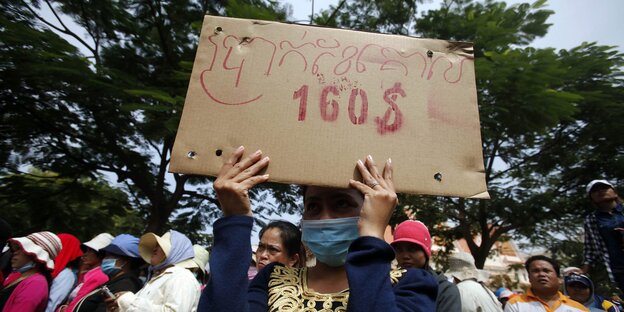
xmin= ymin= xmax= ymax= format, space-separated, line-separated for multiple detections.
xmin=198 ymin=146 xmax=437 ymax=311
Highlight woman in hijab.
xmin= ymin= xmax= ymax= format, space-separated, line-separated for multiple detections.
xmin=58 ymin=233 xmax=113 ymax=312
xmin=0 ymin=231 xmax=62 ymax=312
xmin=199 ymin=147 xmax=437 ymax=311
xmin=72 ymin=234 xmax=144 ymax=312
xmin=110 ymin=230 xmax=201 ymax=312
xmin=45 ymin=234 xmax=83 ymax=312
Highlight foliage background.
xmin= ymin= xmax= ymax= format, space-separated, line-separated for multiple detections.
xmin=1 ymin=0 xmax=622 ymax=293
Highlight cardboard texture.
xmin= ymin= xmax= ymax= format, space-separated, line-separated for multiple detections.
xmin=171 ymin=16 xmax=489 ymax=198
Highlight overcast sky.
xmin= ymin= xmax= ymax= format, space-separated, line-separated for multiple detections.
xmin=282 ymin=0 xmax=624 ymax=52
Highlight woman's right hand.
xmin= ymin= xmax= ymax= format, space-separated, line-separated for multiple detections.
xmin=350 ymin=155 xmax=398 ymax=239
xmin=213 ymin=146 xmax=270 ymax=216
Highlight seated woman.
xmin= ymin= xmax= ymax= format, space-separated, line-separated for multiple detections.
xmin=199 ymin=146 xmax=437 ymax=311
xmin=1 ymin=231 xmax=62 ymax=312
xmin=72 ymin=234 xmax=144 ymax=312
xmin=255 ymin=220 xmax=304 ymax=271
xmin=111 ymin=230 xmax=201 ymax=311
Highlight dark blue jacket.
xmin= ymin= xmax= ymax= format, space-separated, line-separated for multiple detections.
xmin=199 ymin=215 xmax=437 ymax=311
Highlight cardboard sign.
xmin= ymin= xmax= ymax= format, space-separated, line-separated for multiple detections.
xmin=170 ymin=16 xmax=489 ymax=198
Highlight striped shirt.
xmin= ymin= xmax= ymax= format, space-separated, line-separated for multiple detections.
xmin=504 ymin=289 xmax=588 ymax=312
xmin=583 ymin=210 xmax=615 ymax=282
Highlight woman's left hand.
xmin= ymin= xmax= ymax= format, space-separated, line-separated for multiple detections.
xmin=350 ymin=155 xmax=398 ymax=239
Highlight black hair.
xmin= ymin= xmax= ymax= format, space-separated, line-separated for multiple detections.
xmin=525 ymin=255 xmax=560 ymax=277
xmin=82 ymin=246 xmax=107 ymax=260
xmin=259 ymin=220 xmax=304 ymax=266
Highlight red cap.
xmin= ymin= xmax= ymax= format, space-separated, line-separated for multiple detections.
xmin=391 ymin=220 xmax=432 ymax=259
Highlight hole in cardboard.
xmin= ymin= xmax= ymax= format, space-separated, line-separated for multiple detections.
xmin=215 ymin=149 xmax=223 ymax=157
xmin=434 ymin=172 xmax=442 ymax=181
xmin=187 ymin=151 xmax=197 ymax=159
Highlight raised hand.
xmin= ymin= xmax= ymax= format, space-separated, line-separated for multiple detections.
xmin=213 ymin=146 xmax=270 ymax=216
xmin=349 ymin=155 xmax=398 ymax=239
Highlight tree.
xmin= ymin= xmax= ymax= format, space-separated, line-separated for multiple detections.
xmin=0 ymin=170 xmax=143 ymax=239
xmin=0 ymin=0 xmax=295 ymax=237
xmin=320 ymin=0 xmax=624 ymax=273
xmin=414 ymin=1 xmax=623 ymax=269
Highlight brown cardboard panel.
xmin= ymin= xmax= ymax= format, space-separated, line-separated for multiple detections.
xmin=171 ymin=16 xmax=489 ymax=198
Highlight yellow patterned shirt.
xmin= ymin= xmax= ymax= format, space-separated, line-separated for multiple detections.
xmin=266 ymin=266 xmax=406 ymax=312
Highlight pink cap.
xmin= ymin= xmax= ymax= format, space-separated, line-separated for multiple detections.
xmin=391 ymin=220 xmax=432 ymax=258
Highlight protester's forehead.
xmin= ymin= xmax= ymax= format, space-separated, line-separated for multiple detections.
xmin=104 ymin=251 xmax=122 ymax=258
xmin=590 ymin=183 xmax=613 ymax=192
xmin=9 ymin=241 xmax=21 ymax=251
xmin=567 ymin=281 xmax=589 ymax=288
xmin=259 ymin=228 xmax=283 ymax=244
xmin=393 ymin=241 xmax=424 ymax=251
xmin=304 ymin=186 xmax=362 ymax=201
xmin=530 ymin=259 xmax=555 ymax=271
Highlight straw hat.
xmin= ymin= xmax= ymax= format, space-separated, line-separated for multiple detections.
xmin=9 ymin=231 xmax=62 ymax=271
xmin=177 ymin=245 xmax=210 ymax=273
xmin=446 ymin=252 xmax=489 ymax=282
xmin=138 ymin=232 xmax=172 ymax=264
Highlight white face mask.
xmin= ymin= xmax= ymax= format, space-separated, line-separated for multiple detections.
xmin=301 ymin=217 xmax=360 ymax=267
xmin=14 ymin=261 xmax=35 ymax=273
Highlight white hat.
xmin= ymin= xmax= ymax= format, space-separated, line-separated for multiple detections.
xmin=586 ymin=179 xmax=614 ymax=195
xmin=562 ymin=266 xmax=583 ymax=276
xmin=446 ymin=252 xmax=489 ymax=282
xmin=82 ymin=233 xmax=114 ymax=252
xmin=177 ymin=245 xmax=210 ymax=273
xmin=9 ymin=231 xmax=62 ymax=271
xmin=138 ymin=232 xmax=172 ymax=264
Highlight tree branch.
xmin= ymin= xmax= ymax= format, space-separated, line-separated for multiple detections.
xmin=183 ymin=190 xmax=219 ymax=205
xmin=24 ymin=1 xmax=97 ymax=57
xmin=322 ymin=0 xmax=347 ymax=25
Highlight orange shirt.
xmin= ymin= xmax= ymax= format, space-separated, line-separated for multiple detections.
xmin=504 ymin=289 xmax=588 ymax=312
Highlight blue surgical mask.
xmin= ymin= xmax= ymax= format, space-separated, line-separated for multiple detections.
xmin=302 ymin=217 xmax=360 ymax=267
xmin=14 ymin=261 xmax=35 ymax=273
xmin=101 ymin=258 xmax=123 ymax=276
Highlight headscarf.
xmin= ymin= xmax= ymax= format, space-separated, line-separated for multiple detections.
xmin=139 ymin=230 xmax=194 ymax=272
xmin=52 ymin=233 xmax=83 ymax=278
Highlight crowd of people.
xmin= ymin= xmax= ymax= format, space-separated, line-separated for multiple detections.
xmin=0 ymin=147 xmax=622 ymax=311
xmin=0 ymin=227 xmax=208 ymax=311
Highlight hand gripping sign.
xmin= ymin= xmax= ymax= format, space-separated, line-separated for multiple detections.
xmin=170 ymin=16 xmax=489 ymax=199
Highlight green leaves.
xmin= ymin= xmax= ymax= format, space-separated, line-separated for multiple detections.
xmin=416 ymin=0 xmax=553 ymax=54
xmin=0 ymin=170 xmax=143 ymax=238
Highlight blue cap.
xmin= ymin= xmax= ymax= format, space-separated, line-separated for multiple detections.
xmin=565 ymin=274 xmax=591 ymax=288
xmin=102 ymin=234 xmax=140 ymax=258
xmin=495 ymin=287 xmax=507 ymax=297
